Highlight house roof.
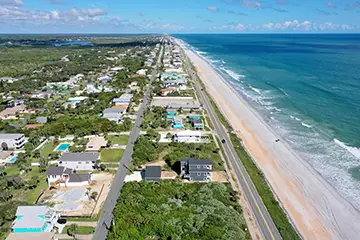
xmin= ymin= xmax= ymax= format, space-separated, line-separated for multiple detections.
xmin=12 ymin=216 xmax=46 ymax=230
xmin=69 ymin=173 xmax=91 ymax=183
xmin=86 ymin=136 xmax=107 ymax=151
xmin=144 ymin=166 xmax=161 ymax=180
xmin=180 ymin=158 xmax=212 ymax=165
xmin=47 ymin=166 xmax=66 ymax=176
xmin=111 ymin=105 xmax=128 ymax=109
xmin=59 ymin=152 xmax=99 ymax=162
xmin=0 ymin=151 xmax=12 ymax=160
xmin=103 ymin=108 xmax=125 ymax=114
xmin=175 ymin=130 xmax=202 ymax=137
xmin=192 ymin=119 xmax=203 ymax=124
xmin=6 ymin=232 xmax=55 ymax=240
xmin=16 ymin=206 xmax=48 ymax=216
xmin=36 ymin=116 xmax=48 ymax=123
xmin=0 ymin=133 xmax=24 ymax=140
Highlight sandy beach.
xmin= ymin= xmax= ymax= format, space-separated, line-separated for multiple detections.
xmin=174 ymin=38 xmax=360 ymax=240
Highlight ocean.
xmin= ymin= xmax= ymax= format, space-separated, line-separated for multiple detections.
xmin=173 ymin=34 xmax=360 ymax=209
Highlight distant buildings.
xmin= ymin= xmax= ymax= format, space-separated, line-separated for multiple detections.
xmin=58 ymin=152 xmax=99 ymax=171
xmin=11 ymin=206 xmax=60 ymax=233
xmin=0 ymin=105 xmax=26 ymax=120
xmin=180 ymin=158 xmax=212 ymax=182
xmin=0 ymin=134 xmax=26 ymax=150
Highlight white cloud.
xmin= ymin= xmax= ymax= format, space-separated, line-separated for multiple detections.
xmin=243 ymin=0 xmax=261 ymax=8
xmin=0 ymin=0 xmax=24 ymax=6
xmin=207 ymin=6 xmax=218 ymax=13
xmin=0 ymin=6 xmax=108 ymax=24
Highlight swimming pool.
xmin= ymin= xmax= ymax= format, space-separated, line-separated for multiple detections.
xmin=56 ymin=143 xmax=71 ymax=152
xmin=9 ymin=156 xmax=18 ymax=163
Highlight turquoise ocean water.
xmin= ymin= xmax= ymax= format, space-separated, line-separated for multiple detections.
xmin=174 ymin=34 xmax=360 ymax=209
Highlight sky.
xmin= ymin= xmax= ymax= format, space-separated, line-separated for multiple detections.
xmin=0 ymin=0 xmax=360 ymax=33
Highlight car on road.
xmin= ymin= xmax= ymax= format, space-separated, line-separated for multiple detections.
xmin=221 ymin=139 xmax=226 ymax=144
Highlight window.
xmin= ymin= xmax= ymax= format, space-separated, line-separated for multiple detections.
xmin=78 ymin=162 xmax=82 ymax=164
xmin=86 ymin=162 xmax=89 ymax=164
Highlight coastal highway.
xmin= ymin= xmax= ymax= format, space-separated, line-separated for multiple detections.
xmin=181 ymin=47 xmax=283 ymax=240
xmin=93 ymin=44 xmax=163 ymax=240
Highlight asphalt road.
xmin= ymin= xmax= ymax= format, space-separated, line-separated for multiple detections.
xmin=93 ymin=45 xmax=164 ymax=240
xmin=183 ymin=52 xmax=283 ymax=240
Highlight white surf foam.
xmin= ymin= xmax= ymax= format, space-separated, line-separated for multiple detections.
xmin=220 ymin=67 xmax=245 ymax=81
xmin=196 ymin=51 xmax=207 ymax=55
xmin=250 ymin=86 xmax=262 ymax=94
xmin=334 ymin=139 xmax=360 ymax=159
xmin=301 ymin=122 xmax=313 ymax=128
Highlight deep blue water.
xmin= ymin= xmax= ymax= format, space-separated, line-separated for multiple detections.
xmin=174 ymin=34 xmax=360 ymax=208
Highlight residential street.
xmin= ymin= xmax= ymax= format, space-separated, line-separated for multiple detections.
xmin=93 ymin=45 xmax=164 ymax=240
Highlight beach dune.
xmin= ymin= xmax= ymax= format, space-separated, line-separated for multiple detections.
xmin=174 ymin=38 xmax=360 ymax=240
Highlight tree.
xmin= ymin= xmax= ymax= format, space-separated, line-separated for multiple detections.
xmin=166 ymin=132 xmax=172 ymax=139
xmin=100 ymin=164 xmax=106 ymax=171
xmin=67 ymin=223 xmax=79 ymax=238
xmin=27 ymin=175 xmax=39 ymax=189
xmin=91 ymin=191 xmax=98 ymax=201
xmin=39 ymin=158 xmax=48 ymax=173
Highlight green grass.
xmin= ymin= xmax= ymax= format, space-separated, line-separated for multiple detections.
xmin=67 ymin=213 xmax=100 ymax=222
xmin=40 ymin=140 xmax=55 ymax=157
xmin=204 ymin=114 xmax=214 ymax=130
xmin=4 ymin=165 xmax=20 ymax=176
xmin=100 ymin=149 xmax=125 ymax=162
xmin=62 ymin=225 xmax=95 ymax=235
xmin=107 ymin=135 xmax=129 ymax=145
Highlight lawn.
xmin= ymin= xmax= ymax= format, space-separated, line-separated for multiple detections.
xmin=40 ymin=140 xmax=55 ymax=157
xmin=108 ymin=181 xmax=249 ymax=240
xmin=101 ymin=149 xmax=125 ymax=162
xmin=62 ymin=225 xmax=95 ymax=235
xmin=107 ymin=135 xmax=129 ymax=146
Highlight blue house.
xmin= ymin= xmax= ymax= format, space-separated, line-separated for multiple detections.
xmin=172 ymin=118 xmax=184 ymax=129
xmin=166 ymin=110 xmax=177 ymax=120
xmin=12 ymin=206 xmax=59 ymax=233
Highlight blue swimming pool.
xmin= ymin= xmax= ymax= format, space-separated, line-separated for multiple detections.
xmin=9 ymin=156 xmax=18 ymax=163
xmin=56 ymin=143 xmax=71 ymax=151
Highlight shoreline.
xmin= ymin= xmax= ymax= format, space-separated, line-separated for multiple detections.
xmin=174 ymin=37 xmax=360 ymax=240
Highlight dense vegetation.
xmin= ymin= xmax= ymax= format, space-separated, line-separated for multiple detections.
xmin=108 ymin=181 xmax=248 ymax=240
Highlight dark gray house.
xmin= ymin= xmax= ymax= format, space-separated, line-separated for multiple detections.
xmin=144 ymin=166 xmax=162 ymax=182
xmin=180 ymin=158 xmax=212 ymax=182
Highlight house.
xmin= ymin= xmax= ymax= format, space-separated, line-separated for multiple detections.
xmin=192 ymin=119 xmax=204 ymax=129
xmin=173 ymin=131 xmax=202 ymax=143
xmin=26 ymin=124 xmax=43 ymax=130
xmin=166 ymin=110 xmax=177 ymax=120
xmin=0 ymin=105 xmax=26 ymax=120
xmin=188 ymin=114 xmax=201 ymax=119
xmin=102 ymin=108 xmax=125 ymax=123
xmin=11 ymin=206 xmax=60 ymax=233
xmin=136 ymin=69 xmax=147 ymax=76
xmin=58 ymin=152 xmax=99 ymax=171
xmin=68 ymin=96 xmax=88 ymax=103
xmin=162 ymin=79 xmax=186 ymax=88
xmin=86 ymin=83 xmax=102 ymax=94
xmin=144 ymin=166 xmax=162 ymax=182
xmin=172 ymin=118 xmax=184 ymax=129
xmin=180 ymin=158 xmax=212 ymax=182
xmin=112 ymin=94 xmax=133 ymax=106
xmin=152 ymin=97 xmax=201 ymax=111
xmin=86 ymin=136 xmax=107 ymax=152
xmin=6 ymin=232 xmax=56 ymax=240
xmin=36 ymin=116 xmax=48 ymax=124
xmin=161 ymin=87 xmax=177 ymax=96
xmin=47 ymin=166 xmax=91 ymax=188
xmin=98 ymin=76 xmax=111 ymax=83
xmin=0 ymin=151 xmax=15 ymax=165
xmin=0 ymin=134 xmax=26 ymax=150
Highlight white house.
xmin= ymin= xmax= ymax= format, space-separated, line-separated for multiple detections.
xmin=102 ymin=108 xmax=126 ymax=123
xmin=47 ymin=166 xmax=91 ymax=188
xmin=12 ymin=206 xmax=60 ymax=233
xmin=136 ymin=69 xmax=147 ymax=76
xmin=112 ymin=94 xmax=133 ymax=106
xmin=0 ymin=134 xmax=26 ymax=150
xmin=58 ymin=152 xmax=99 ymax=171
xmin=173 ymin=130 xmax=202 ymax=143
